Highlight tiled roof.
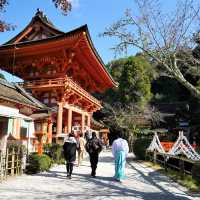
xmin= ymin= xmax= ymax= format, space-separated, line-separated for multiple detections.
xmin=0 ymin=78 xmax=46 ymax=109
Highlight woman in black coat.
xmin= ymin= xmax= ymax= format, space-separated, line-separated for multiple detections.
xmin=63 ymin=133 xmax=77 ymax=179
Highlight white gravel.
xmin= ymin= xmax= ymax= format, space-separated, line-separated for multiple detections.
xmin=0 ymin=151 xmax=199 ymax=200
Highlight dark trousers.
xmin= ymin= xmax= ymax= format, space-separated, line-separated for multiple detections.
xmin=89 ymin=152 xmax=99 ymax=176
xmin=66 ymin=162 xmax=73 ymax=176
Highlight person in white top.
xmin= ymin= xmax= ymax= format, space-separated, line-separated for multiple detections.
xmin=78 ymin=132 xmax=86 ymax=166
xmin=112 ymin=132 xmax=129 ymax=182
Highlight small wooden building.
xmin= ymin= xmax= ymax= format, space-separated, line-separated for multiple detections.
xmin=0 ymin=78 xmax=48 ymax=153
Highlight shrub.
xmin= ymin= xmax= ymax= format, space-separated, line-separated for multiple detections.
xmin=195 ymin=146 xmax=200 ymax=155
xmin=133 ymin=138 xmax=152 ymax=160
xmin=192 ymin=162 xmax=200 ymax=183
xmin=26 ymin=153 xmax=52 ymax=174
xmin=7 ymin=142 xmax=26 ymax=159
xmin=43 ymin=143 xmax=65 ymax=164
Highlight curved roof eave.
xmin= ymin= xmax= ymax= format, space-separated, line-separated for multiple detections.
xmin=4 ymin=14 xmax=64 ymax=45
xmin=0 ymin=24 xmax=118 ymax=88
xmin=0 ymin=25 xmax=87 ymax=48
xmin=82 ymin=25 xmax=118 ymax=88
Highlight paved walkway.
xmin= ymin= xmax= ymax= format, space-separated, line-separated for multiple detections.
xmin=0 ymin=151 xmax=199 ymax=200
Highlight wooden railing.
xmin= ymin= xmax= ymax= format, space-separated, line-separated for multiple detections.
xmin=65 ymin=77 xmax=102 ymax=107
xmin=19 ymin=76 xmax=102 ymax=107
xmin=146 ymin=151 xmax=196 ymax=175
xmin=0 ymin=147 xmax=24 ymax=182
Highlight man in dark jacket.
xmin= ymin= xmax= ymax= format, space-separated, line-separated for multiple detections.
xmin=63 ymin=132 xmax=77 ymax=179
xmin=86 ymin=132 xmax=103 ymax=177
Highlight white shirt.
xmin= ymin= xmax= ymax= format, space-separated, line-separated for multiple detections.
xmin=112 ymin=138 xmax=129 ymax=157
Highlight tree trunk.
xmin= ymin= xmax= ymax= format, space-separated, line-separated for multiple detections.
xmin=174 ymin=73 xmax=200 ymax=100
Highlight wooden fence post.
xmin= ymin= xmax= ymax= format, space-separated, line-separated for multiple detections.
xmin=164 ymin=155 xmax=168 ymax=172
xmin=5 ymin=148 xmax=8 ymax=180
xmin=0 ymin=151 xmax=2 ymax=182
xmin=153 ymin=150 xmax=157 ymax=164
xmin=179 ymin=159 xmax=185 ymax=177
xmin=11 ymin=148 xmax=15 ymax=176
xmin=16 ymin=147 xmax=19 ymax=175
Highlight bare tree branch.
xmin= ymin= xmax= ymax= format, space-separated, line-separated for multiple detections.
xmin=101 ymin=0 xmax=200 ymax=99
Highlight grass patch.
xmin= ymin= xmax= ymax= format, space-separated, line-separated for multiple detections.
xmin=142 ymin=161 xmax=200 ymax=193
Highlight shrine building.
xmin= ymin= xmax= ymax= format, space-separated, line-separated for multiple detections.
xmin=0 ymin=10 xmax=116 ymax=144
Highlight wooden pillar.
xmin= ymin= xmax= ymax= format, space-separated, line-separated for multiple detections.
xmin=64 ymin=122 xmax=68 ymax=134
xmin=15 ymin=118 xmax=21 ymax=139
xmin=67 ymin=108 xmax=72 ymax=133
xmin=63 ymin=112 xmax=68 ymax=134
xmin=38 ymin=135 xmax=43 ymax=156
xmin=57 ymin=102 xmax=63 ymax=136
xmin=153 ymin=150 xmax=157 ymax=164
xmin=47 ymin=119 xmax=53 ymax=144
xmin=81 ymin=113 xmax=85 ymax=133
xmin=87 ymin=113 xmax=91 ymax=128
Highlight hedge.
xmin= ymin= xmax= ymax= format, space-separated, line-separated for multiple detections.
xmin=133 ymin=138 xmax=152 ymax=160
xmin=26 ymin=153 xmax=52 ymax=174
xmin=43 ymin=143 xmax=65 ymax=164
xmin=192 ymin=162 xmax=200 ymax=183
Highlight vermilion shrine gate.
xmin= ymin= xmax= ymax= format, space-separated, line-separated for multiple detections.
xmin=0 ymin=10 xmax=116 ymax=145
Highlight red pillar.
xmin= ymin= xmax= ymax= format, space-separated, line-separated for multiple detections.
xmin=81 ymin=113 xmax=85 ymax=133
xmin=67 ymin=108 xmax=72 ymax=133
xmin=38 ymin=135 xmax=43 ymax=156
xmin=57 ymin=102 xmax=63 ymax=136
xmin=47 ymin=119 xmax=53 ymax=144
xmin=87 ymin=113 xmax=91 ymax=128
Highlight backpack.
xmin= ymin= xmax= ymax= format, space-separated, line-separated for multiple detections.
xmin=92 ymin=140 xmax=99 ymax=150
xmin=86 ymin=139 xmax=100 ymax=153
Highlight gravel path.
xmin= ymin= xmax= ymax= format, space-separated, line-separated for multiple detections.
xmin=0 ymin=151 xmax=199 ymax=200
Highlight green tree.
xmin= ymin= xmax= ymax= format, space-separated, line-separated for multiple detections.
xmin=102 ymin=55 xmax=154 ymax=107
xmin=106 ymin=58 xmax=126 ymax=82
xmin=94 ymin=55 xmax=157 ymax=149
xmin=119 ymin=56 xmax=152 ymax=108
xmin=101 ymin=0 xmax=200 ymax=100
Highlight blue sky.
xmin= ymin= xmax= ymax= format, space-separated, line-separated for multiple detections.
xmin=0 ymin=0 xmax=175 ymax=81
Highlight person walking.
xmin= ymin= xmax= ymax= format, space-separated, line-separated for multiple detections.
xmin=86 ymin=132 xmax=103 ymax=177
xmin=78 ymin=132 xmax=86 ymax=166
xmin=112 ymin=132 xmax=129 ymax=182
xmin=63 ymin=132 xmax=77 ymax=179
xmin=84 ymin=130 xmax=91 ymax=142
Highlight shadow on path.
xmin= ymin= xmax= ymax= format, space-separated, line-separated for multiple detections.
xmin=55 ymin=171 xmax=190 ymax=200
xmin=30 ymin=156 xmax=191 ymax=200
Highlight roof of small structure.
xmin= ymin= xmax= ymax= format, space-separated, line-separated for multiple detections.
xmin=0 ymin=78 xmax=47 ymax=109
xmin=0 ymin=10 xmax=117 ymax=91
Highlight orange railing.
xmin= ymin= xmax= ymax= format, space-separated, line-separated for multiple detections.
xmin=20 ymin=76 xmax=102 ymax=107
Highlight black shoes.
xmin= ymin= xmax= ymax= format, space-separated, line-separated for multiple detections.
xmin=91 ymin=172 xmax=96 ymax=177
xmin=67 ymin=173 xmax=72 ymax=179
